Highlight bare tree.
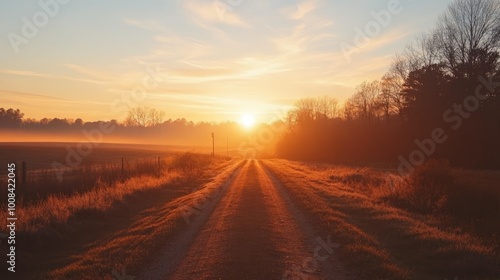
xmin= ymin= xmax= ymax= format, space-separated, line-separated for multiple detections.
xmin=435 ymin=0 xmax=500 ymax=74
xmin=315 ymin=96 xmax=339 ymax=119
xmin=149 ymin=108 xmax=166 ymax=128
xmin=286 ymin=96 xmax=338 ymax=128
xmin=125 ymin=107 xmax=165 ymax=127
xmin=344 ymin=81 xmax=383 ymax=123
xmin=404 ymin=32 xmax=441 ymax=69
xmin=290 ymin=98 xmax=315 ymax=126
xmin=380 ymin=73 xmax=405 ymax=122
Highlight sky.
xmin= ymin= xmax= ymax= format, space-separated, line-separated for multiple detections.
xmin=0 ymin=0 xmax=453 ymax=123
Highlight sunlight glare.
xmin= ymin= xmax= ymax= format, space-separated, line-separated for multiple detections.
xmin=240 ymin=113 xmax=256 ymax=129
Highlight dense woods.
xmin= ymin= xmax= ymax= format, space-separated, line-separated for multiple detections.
xmin=277 ymin=0 xmax=500 ymax=169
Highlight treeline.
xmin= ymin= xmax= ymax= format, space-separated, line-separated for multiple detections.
xmin=277 ymin=0 xmax=500 ymax=168
xmin=0 ymin=107 xmax=247 ymax=147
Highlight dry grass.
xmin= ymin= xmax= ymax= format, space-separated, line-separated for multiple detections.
xmin=0 ymin=143 xmax=182 ymax=203
xmin=0 ymin=157 xmax=172 ymax=204
xmin=7 ymin=172 xmax=179 ymax=237
xmin=48 ymin=159 xmax=243 ymax=280
xmin=0 ymin=153 xmax=230 ymax=239
xmin=0 ymin=152 xmax=238 ymax=279
xmin=263 ymin=159 xmax=500 ymax=280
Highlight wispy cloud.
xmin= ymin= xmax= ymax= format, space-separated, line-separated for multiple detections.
xmin=0 ymin=69 xmax=49 ymax=78
xmin=0 ymin=68 xmax=108 ymax=85
xmin=0 ymin=1 xmax=448 ymax=122
xmin=183 ymin=1 xmax=249 ymax=27
xmin=0 ymin=90 xmax=80 ymax=108
xmin=63 ymin=64 xmax=113 ymax=81
xmin=340 ymin=26 xmax=414 ymax=61
xmin=284 ymin=0 xmax=319 ymax=20
xmin=0 ymin=90 xmax=68 ymax=101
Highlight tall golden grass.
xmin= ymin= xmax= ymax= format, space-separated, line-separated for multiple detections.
xmin=0 ymin=157 xmax=169 ymax=204
xmin=0 ymin=152 xmax=224 ymax=240
xmin=263 ymin=159 xmax=500 ymax=279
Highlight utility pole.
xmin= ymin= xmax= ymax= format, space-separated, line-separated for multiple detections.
xmin=212 ymin=132 xmax=215 ymax=159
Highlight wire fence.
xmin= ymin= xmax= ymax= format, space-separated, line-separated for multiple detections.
xmin=0 ymin=156 xmax=169 ymax=204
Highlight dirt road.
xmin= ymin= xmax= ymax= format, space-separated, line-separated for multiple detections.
xmin=138 ymin=160 xmax=347 ymax=280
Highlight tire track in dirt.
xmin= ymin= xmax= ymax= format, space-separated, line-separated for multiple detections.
xmin=137 ymin=160 xmax=246 ymax=280
xmin=139 ymin=160 xmax=345 ymax=279
xmin=259 ymin=161 xmax=348 ymax=280
xmin=170 ymin=159 xmax=285 ymax=279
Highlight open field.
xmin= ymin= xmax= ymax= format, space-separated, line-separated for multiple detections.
xmin=0 ymin=143 xmax=498 ymax=279
xmin=0 ymin=143 xmax=219 ymax=203
xmin=0 ymin=142 xmax=201 ymax=173
xmin=0 ymin=143 xmax=235 ymax=279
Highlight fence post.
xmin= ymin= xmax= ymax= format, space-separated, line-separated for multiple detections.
xmin=158 ymin=157 xmax=161 ymax=177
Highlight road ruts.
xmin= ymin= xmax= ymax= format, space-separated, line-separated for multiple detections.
xmin=139 ymin=160 xmax=345 ymax=280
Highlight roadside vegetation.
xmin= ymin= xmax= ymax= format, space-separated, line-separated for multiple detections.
xmin=264 ymin=159 xmax=500 ymax=279
xmin=47 ymin=156 xmax=242 ymax=280
xmin=0 ymin=152 xmax=221 ymax=239
xmin=0 ymin=151 xmax=236 ymax=279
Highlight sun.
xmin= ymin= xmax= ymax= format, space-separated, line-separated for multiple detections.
xmin=240 ymin=113 xmax=256 ymax=129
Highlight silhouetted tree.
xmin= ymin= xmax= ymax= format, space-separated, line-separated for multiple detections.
xmin=0 ymin=108 xmax=24 ymax=129
xmin=435 ymin=0 xmax=500 ymax=77
xmin=286 ymin=96 xmax=338 ymax=128
xmin=401 ymin=64 xmax=451 ymax=128
xmin=344 ymin=81 xmax=382 ymax=123
xmin=125 ymin=107 xmax=165 ymax=127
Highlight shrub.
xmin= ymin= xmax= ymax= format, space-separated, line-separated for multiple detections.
xmin=330 ymin=169 xmax=384 ymax=189
xmin=400 ymin=159 xmax=500 ymax=220
xmin=169 ymin=152 xmax=215 ymax=183
xmin=403 ymin=159 xmax=454 ymax=213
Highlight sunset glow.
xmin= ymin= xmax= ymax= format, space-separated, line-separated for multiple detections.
xmin=240 ymin=113 xmax=256 ymax=129
xmin=0 ymin=0 xmax=452 ymax=122
xmin=1 ymin=1 xmax=499 ymax=279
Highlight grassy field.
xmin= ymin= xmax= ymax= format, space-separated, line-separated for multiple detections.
xmin=1 ymin=143 xmax=498 ymax=279
xmin=263 ymin=159 xmax=500 ymax=279
xmin=0 ymin=143 xmax=207 ymax=203
xmin=0 ymin=142 xmax=235 ymax=279
xmin=0 ymin=142 xmax=193 ymax=175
